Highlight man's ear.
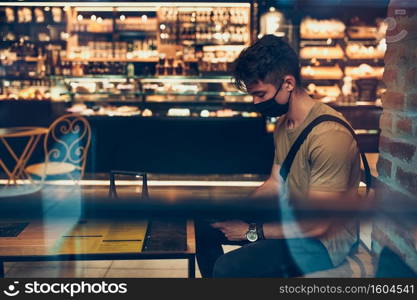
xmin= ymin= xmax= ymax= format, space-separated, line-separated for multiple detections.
xmin=283 ymin=75 xmax=296 ymax=92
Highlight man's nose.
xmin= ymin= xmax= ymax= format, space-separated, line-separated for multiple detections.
xmin=253 ymin=97 xmax=262 ymax=104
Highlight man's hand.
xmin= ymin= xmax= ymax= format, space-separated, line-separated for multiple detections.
xmin=211 ymin=220 xmax=249 ymax=241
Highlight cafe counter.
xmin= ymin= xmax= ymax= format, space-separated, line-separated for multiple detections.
xmin=0 ymin=100 xmax=381 ymax=175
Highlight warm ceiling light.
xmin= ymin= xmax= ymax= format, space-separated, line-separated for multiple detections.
xmin=0 ymin=2 xmax=250 ymax=8
xmin=76 ymin=7 xmax=113 ymax=12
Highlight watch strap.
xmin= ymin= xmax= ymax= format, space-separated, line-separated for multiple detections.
xmin=256 ymin=223 xmax=265 ymax=240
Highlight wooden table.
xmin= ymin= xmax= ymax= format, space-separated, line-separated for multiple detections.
xmin=0 ymin=218 xmax=196 ymax=278
xmin=0 ymin=127 xmax=48 ymax=193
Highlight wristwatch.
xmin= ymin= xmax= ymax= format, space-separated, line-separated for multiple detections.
xmin=245 ymin=223 xmax=259 ymax=242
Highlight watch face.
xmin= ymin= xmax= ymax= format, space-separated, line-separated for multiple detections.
xmin=246 ymin=230 xmax=258 ymax=242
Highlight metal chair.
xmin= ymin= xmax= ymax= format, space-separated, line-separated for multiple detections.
xmin=25 ymin=113 xmax=91 ymax=183
xmin=108 ymin=170 xmax=149 ymax=199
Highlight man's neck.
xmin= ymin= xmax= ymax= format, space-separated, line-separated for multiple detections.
xmin=285 ymin=89 xmax=316 ymax=130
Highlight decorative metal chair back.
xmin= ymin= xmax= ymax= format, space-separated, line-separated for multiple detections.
xmin=44 ymin=113 xmax=91 ymax=181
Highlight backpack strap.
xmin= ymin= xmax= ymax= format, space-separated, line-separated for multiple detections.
xmin=279 ymin=114 xmax=372 ymax=193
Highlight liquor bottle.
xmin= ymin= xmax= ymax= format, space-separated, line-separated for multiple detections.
xmin=127 ymin=42 xmax=134 ymax=57
xmin=45 ymin=48 xmax=53 ymax=75
xmin=36 ymin=48 xmax=45 ymax=77
xmin=175 ymin=60 xmax=184 ymax=75
xmin=5 ymin=7 xmax=15 ymax=23
xmin=54 ymin=51 xmax=62 ymax=75
xmin=127 ymin=63 xmax=135 ymax=77
xmin=34 ymin=8 xmax=45 ymax=23
xmin=64 ymin=61 xmax=70 ymax=76
xmin=120 ymin=63 xmax=127 ymax=75
xmin=73 ymin=62 xmax=84 ymax=76
xmin=52 ymin=7 xmax=62 ymax=23
xmin=166 ymin=57 xmax=174 ymax=75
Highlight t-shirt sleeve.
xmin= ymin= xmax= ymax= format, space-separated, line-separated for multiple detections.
xmin=308 ymin=126 xmax=360 ymax=192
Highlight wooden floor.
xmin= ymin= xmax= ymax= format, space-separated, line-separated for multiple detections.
xmin=4 ymin=247 xmax=244 ymax=278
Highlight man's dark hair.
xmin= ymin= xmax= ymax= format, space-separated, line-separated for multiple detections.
xmin=232 ymin=34 xmax=301 ymax=91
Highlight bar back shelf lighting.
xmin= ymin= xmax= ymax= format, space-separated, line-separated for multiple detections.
xmin=0 ymin=2 xmax=250 ymax=8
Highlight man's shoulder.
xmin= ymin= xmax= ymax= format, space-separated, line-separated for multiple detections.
xmin=310 ymin=103 xmax=353 ymax=137
xmin=314 ymin=102 xmax=345 ymax=120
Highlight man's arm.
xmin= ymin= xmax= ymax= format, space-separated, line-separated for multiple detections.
xmin=214 ymin=190 xmax=356 ymax=241
xmin=262 ymin=190 xmax=356 ymax=239
xmin=263 ymin=220 xmax=330 ymax=239
xmin=216 ymin=163 xmax=349 ymax=241
xmin=250 ymin=162 xmax=280 ymax=198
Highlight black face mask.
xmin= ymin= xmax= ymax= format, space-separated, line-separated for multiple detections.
xmin=255 ymin=84 xmax=291 ymax=117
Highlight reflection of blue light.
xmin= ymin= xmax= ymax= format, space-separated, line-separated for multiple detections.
xmin=43 ymin=132 xmax=83 ymax=256
xmin=42 ymin=135 xmax=83 ymax=218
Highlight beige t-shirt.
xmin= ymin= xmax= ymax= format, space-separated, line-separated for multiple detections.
xmin=274 ymin=101 xmax=361 ymax=266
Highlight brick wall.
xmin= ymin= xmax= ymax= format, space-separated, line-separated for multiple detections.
xmin=378 ymin=0 xmax=417 ymax=199
xmin=372 ymin=0 xmax=417 ymax=274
